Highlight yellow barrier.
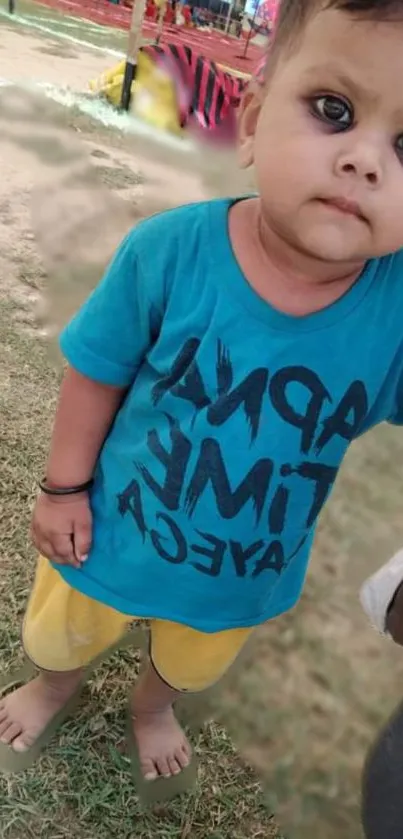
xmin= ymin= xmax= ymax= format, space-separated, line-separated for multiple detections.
xmin=89 ymin=54 xmax=184 ymax=134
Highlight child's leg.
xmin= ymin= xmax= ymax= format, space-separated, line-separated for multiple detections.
xmin=0 ymin=556 xmax=130 ymax=753
xmin=0 ymin=669 xmax=84 ymax=753
xmin=131 ymin=663 xmax=191 ymax=780
xmin=130 ymin=619 xmax=254 ymax=781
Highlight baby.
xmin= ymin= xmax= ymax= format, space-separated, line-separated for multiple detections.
xmin=2 ymin=0 xmax=403 ymax=798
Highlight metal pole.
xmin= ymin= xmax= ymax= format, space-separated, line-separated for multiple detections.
xmin=155 ymin=0 xmax=168 ymax=45
xmin=224 ymin=0 xmax=234 ymax=34
xmin=9 ymin=0 xmax=15 ymax=13
xmin=120 ymin=0 xmax=147 ymax=111
xmin=242 ymin=0 xmax=259 ymax=59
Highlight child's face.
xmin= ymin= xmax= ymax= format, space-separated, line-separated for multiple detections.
xmin=240 ymin=9 xmax=403 ymax=263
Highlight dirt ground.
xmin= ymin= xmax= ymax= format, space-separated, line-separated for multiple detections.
xmin=2 ymin=16 xmax=403 ymax=839
xmin=0 ymin=22 xmax=116 ymax=87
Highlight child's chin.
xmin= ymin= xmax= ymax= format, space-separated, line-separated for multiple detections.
xmin=300 ymin=229 xmax=370 ymax=263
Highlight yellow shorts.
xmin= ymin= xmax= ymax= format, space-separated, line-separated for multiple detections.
xmin=22 ymin=556 xmax=254 ymax=692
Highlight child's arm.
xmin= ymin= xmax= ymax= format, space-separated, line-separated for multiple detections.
xmin=46 ymin=367 xmax=126 ymax=489
xmin=32 ymin=368 xmax=127 ymax=568
xmin=31 ymin=218 xmax=169 ymax=568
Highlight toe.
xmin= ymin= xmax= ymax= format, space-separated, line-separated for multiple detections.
xmin=177 ymin=744 xmax=191 ymax=768
xmin=168 ymin=756 xmax=182 ymax=776
xmin=0 ymin=717 xmax=12 ymax=737
xmin=140 ymin=758 xmax=159 ymax=782
xmin=0 ymin=722 xmax=23 ymax=746
xmin=12 ymin=734 xmax=32 ymax=753
xmin=156 ymin=756 xmax=171 ymax=778
xmin=182 ymin=737 xmax=192 ymax=756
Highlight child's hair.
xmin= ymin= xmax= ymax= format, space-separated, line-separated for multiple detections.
xmin=269 ymin=0 xmax=403 ymax=66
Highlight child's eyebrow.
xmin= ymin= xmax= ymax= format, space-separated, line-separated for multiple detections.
xmin=301 ymin=63 xmax=378 ymax=104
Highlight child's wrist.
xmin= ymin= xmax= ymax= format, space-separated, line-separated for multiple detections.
xmin=39 ymin=477 xmax=94 ymax=497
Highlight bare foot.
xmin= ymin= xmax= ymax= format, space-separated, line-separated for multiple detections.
xmin=0 ymin=670 xmax=83 ymax=753
xmin=131 ymin=702 xmax=192 ymax=781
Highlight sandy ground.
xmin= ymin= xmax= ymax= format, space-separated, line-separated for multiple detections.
xmin=0 ymin=22 xmax=220 ymax=334
xmin=0 ymin=20 xmax=246 ymax=340
xmin=0 ymin=23 xmax=116 ymax=88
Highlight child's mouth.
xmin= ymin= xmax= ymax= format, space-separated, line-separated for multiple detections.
xmin=318 ymin=197 xmax=366 ymax=221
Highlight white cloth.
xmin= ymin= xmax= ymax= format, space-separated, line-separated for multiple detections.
xmin=360 ymin=550 xmax=403 ymax=636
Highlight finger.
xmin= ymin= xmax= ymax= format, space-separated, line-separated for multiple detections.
xmin=51 ymin=534 xmax=77 ymax=565
xmin=34 ymin=537 xmax=66 ymax=564
xmin=31 ymin=523 xmax=54 ymax=560
xmin=34 ymin=532 xmax=80 ymax=568
xmin=73 ymin=518 xmax=92 ymax=563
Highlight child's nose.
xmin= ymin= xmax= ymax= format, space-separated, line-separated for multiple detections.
xmin=335 ymin=144 xmax=383 ymax=187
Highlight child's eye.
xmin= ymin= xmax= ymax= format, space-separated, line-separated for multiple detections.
xmin=310 ymin=95 xmax=353 ymax=130
xmin=395 ymin=134 xmax=403 ymax=159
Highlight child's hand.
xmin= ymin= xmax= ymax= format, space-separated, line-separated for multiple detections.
xmin=386 ymin=584 xmax=403 ymax=645
xmin=31 ymin=492 xmax=93 ymax=569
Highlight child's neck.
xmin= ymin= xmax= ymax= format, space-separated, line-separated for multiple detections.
xmin=229 ymin=198 xmax=366 ymax=318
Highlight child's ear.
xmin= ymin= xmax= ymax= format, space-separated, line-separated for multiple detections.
xmin=237 ymin=82 xmax=264 ymax=169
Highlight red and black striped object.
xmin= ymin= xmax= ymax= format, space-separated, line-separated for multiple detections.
xmin=142 ymin=42 xmax=250 ymax=139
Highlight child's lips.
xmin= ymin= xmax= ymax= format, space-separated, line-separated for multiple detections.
xmin=318 ymin=197 xmax=367 ymax=221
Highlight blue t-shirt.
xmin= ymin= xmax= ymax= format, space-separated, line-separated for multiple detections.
xmin=58 ymin=198 xmax=403 ymax=632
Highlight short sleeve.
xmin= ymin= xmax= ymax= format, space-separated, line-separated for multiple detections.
xmin=388 ymin=371 xmax=403 ymax=426
xmin=59 ymin=223 xmax=165 ymax=387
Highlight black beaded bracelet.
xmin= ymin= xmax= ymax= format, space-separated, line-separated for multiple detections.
xmin=39 ymin=478 xmax=94 ymax=496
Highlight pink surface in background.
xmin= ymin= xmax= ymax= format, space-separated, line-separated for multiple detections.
xmin=33 ymin=0 xmax=263 ymax=73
